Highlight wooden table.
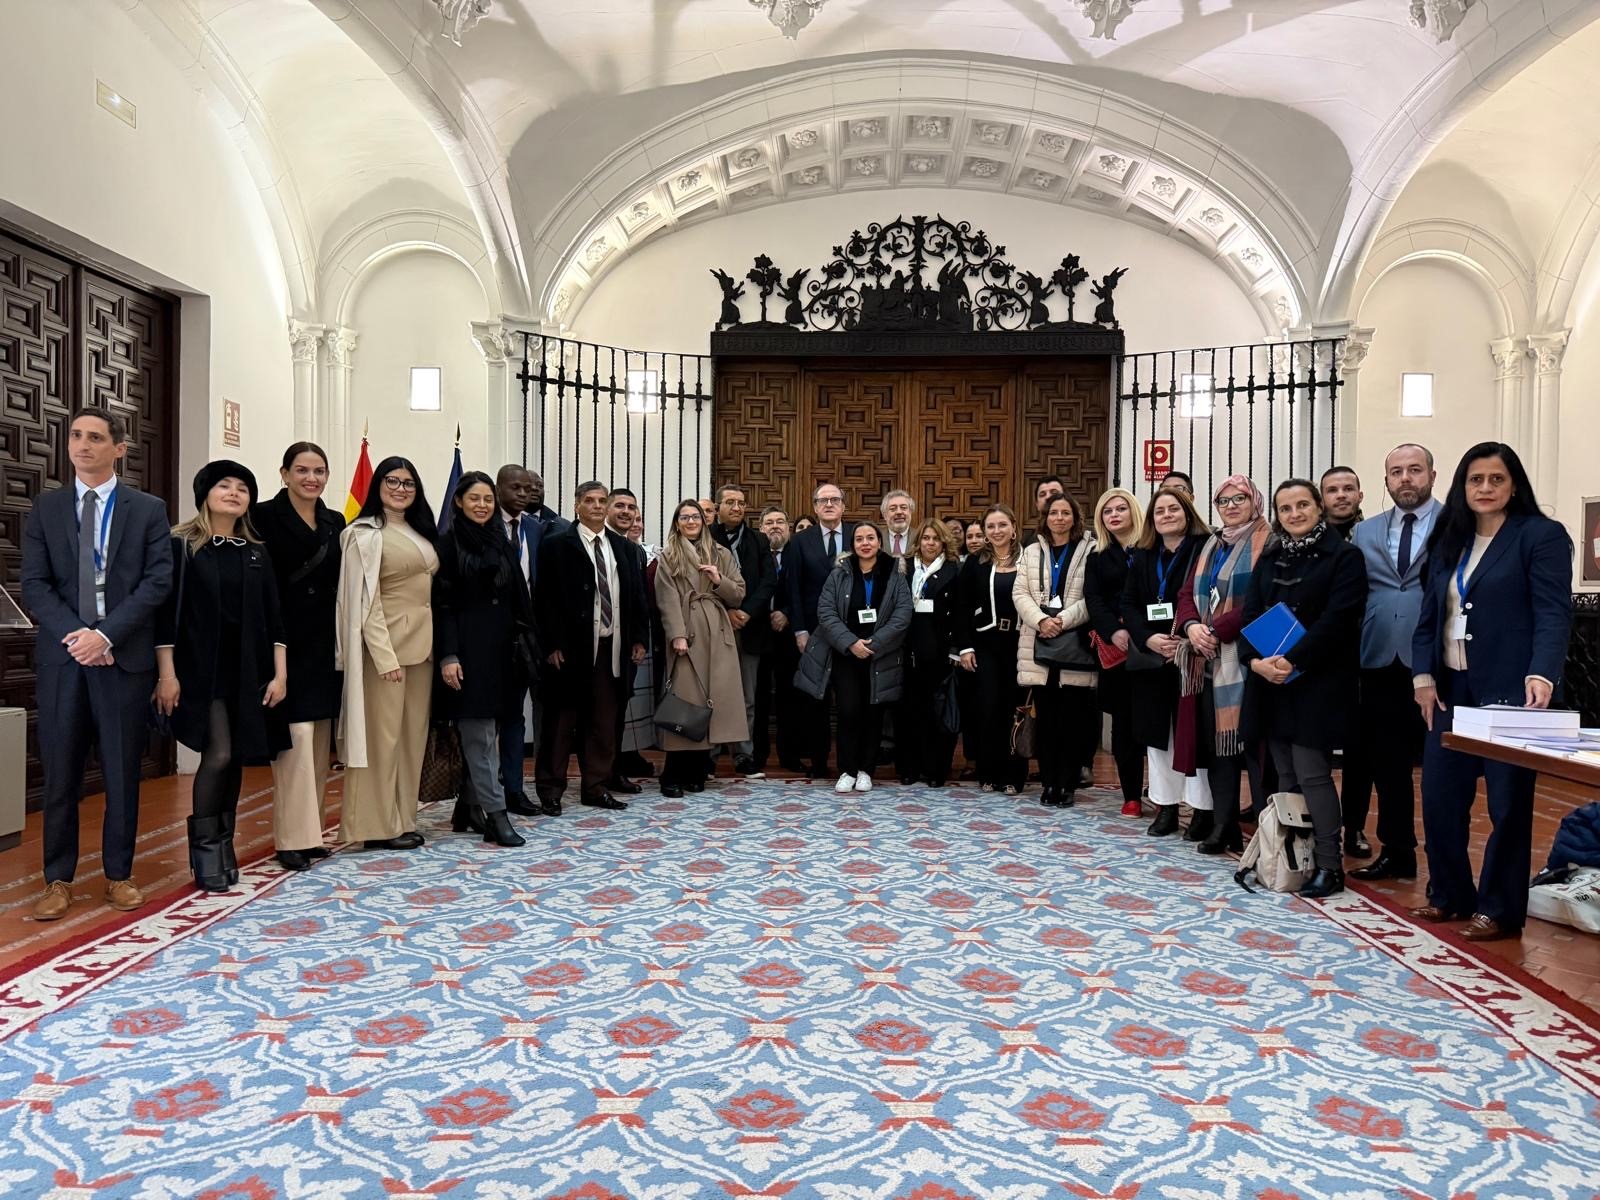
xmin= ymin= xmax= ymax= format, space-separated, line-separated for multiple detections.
xmin=1443 ymin=732 xmax=1600 ymax=790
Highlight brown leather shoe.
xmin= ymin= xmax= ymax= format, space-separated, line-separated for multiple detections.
xmin=32 ymin=880 xmax=72 ymax=921
xmin=1460 ymin=914 xmax=1515 ymax=942
xmin=104 ymin=879 xmax=145 ymax=912
xmin=1408 ymin=904 xmax=1466 ymax=923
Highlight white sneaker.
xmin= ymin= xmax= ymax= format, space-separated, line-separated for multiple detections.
xmin=835 ymin=773 xmax=856 ymax=793
xmin=854 ymin=772 xmax=873 ymax=793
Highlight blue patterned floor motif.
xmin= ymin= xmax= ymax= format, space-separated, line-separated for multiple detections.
xmin=3 ymin=782 xmax=1598 ymax=1200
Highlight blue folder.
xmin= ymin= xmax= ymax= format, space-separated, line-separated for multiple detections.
xmin=1242 ymin=602 xmax=1305 ymax=682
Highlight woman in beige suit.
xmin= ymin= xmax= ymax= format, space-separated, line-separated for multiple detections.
xmin=654 ymin=498 xmax=747 ymax=796
xmin=336 ymin=455 xmax=439 ymax=849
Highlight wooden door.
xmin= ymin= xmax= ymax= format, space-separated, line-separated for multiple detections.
xmin=0 ymin=227 xmax=176 ymax=809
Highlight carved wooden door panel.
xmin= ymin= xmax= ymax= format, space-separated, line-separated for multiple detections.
xmin=0 ymin=228 xmax=176 ymax=810
xmin=908 ymin=370 xmax=1015 ymax=520
xmin=1018 ymin=361 xmax=1110 ymax=509
xmin=710 ymin=365 xmax=804 ymax=518
xmin=806 ymin=372 xmax=902 ymax=516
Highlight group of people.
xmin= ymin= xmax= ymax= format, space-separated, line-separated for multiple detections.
xmin=19 ymin=408 xmax=1575 ymax=944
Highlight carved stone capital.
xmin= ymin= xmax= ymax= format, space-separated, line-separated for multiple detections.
xmin=287 ymin=319 xmax=325 ymax=364
xmin=1489 ymin=336 xmax=1529 ymax=379
xmin=1527 ymin=330 xmax=1570 ymax=375
xmin=470 ymin=321 xmax=509 ymax=363
xmin=1338 ymin=326 xmax=1373 ymax=373
xmin=325 ymin=326 xmax=358 ymax=369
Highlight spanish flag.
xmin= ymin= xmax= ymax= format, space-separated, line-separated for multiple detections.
xmin=343 ymin=431 xmax=373 ymax=522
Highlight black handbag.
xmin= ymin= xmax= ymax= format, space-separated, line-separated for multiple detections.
xmin=654 ymin=656 xmax=713 ymax=742
xmin=1032 ymin=542 xmax=1097 ymax=669
xmin=934 ymin=671 xmax=962 ymax=735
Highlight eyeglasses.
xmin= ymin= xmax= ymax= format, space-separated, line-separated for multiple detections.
xmin=382 ymin=477 xmax=417 ymax=492
xmin=1215 ymin=494 xmax=1252 ymax=508
xmin=679 ymin=512 xmax=703 ymax=522
xmin=816 ymin=496 xmax=843 ymax=506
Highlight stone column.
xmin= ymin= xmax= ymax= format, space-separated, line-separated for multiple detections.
xmin=324 ymin=326 xmax=358 ymax=494
xmin=470 ymin=320 xmax=511 ymax=468
xmin=1334 ymin=326 xmax=1372 ymax=467
xmin=1527 ymin=331 xmax=1569 ymax=500
xmin=287 ymin=319 xmax=325 ymax=443
xmin=1489 ymin=336 xmax=1529 ymax=447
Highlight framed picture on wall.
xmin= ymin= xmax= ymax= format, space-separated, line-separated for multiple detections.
xmin=1582 ymin=497 xmax=1600 ymax=590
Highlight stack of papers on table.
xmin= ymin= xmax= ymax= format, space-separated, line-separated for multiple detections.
xmin=1452 ymin=705 xmax=1581 ymax=737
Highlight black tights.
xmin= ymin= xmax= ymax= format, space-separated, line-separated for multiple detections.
xmin=193 ymin=700 xmax=243 ymax=821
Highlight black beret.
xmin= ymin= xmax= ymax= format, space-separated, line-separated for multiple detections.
xmin=193 ymin=459 xmax=259 ymax=511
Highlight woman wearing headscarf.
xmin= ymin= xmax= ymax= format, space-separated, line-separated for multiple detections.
xmin=1174 ymin=474 xmax=1274 ymax=853
xmin=1084 ymin=488 xmax=1146 ymax=818
xmin=654 ymin=498 xmax=748 ymax=796
xmin=154 ymin=461 xmax=290 ymax=891
xmin=434 ymin=470 xmax=534 ymax=847
xmin=252 ymin=442 xmax=344 ymax=871
xmin=336 ymin=456 xmax=439 ymax=849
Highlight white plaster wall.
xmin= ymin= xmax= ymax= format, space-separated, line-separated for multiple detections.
xmin=0 ymin=0 xmax=293 ymax=487
xmin=570 ymin=189 xmax=1268 ymax=354
xmin=1355 ymin=260 xmax=1502 ymax=498
xmin=1557 ymin=241 xmax=1600 ymax=573
xmin=348 ymin=251 xmax=489 ymax=501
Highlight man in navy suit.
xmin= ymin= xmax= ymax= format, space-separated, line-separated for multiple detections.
xmin=782 ymin=482 xmax=856 ymax=777
xmin=754 ymin=506 xmax=804 ymax=772
xmin=1346 ymin=445 xmax=1441 ymax=882
xmin=20 ymin=408 xmax=173 ymax=920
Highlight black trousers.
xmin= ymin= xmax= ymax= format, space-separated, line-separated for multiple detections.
xmin=832 ymin=655 xmax=885 ymax=776
xmin=536 ymin=638 xmax=624 ymax=802
xmin=1035 ymin=683 xmax=1098 ymax=792
xmin=754 ymin=637 xmax=803 ymax=767
xmin=799 ymin=634 xmax=836 ymax=774
xmin=895 ymin=660 xmax=956 ymax=783
xmin=972 ymin=630 xmax=1027 ymax=788
xmin=38 ymin=660 xmax=153 ymax=884
xmin=662 ymin=749 xmax=710 ymax=786
xmin=1097 ymin=665 xmax=1146 ymax=803
xmin=1422 ymin=668 xmax=1538 ymax=929
xmin=1346 ymin=660 xmax=1423 ymax=852
xmin=1267 ymin=740 xmax=1343 ymax=871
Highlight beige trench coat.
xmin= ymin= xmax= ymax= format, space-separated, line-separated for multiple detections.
xmin=654 ymin=542 xmax=749 ymax=750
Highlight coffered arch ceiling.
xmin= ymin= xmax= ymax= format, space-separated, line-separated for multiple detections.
xmin=131 ymin=0 xmax=1600 ymax=329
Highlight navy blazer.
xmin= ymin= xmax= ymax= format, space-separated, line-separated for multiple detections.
xmin=21 ymin=481 xmax=173 ymax=673
xmin=1411 ymin=512 xmax=1573 ymax=702
xmin=1351 ymin=498 xmax=1440 ymax=670
xmin=783 ymin=521 xmax=856 ymax=637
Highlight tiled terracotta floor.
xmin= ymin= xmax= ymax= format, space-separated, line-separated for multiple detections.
xmin=3 ymin=755 xmax=1597 ymax=1020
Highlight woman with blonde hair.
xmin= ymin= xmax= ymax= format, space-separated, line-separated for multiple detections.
xmin=654 ymin=498 xmax=748 ymax=796
xmin=955 ymin=503 xmax=1028 ymax=794
xmin=1085 ymin=488 xmax=1146 ymax=816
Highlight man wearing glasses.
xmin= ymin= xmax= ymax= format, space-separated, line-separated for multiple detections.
xmin=781 ymin=483 xmax=856 ymax=778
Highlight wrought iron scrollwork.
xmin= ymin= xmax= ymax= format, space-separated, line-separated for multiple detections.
xmin=711 ymin=213 xmax=1128 ymax=334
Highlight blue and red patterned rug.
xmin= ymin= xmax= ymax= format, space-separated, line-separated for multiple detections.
xmin=3 ymin=781 xmax=1598 ymax=1200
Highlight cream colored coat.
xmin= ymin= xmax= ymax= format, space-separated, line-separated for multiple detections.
xmin=654 ymin=541 xmax=748 ymax=750
xmin=1013 ymin=536 xmax=1098 ymax=689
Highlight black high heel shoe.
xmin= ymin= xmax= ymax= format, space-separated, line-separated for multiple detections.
xmin=1196 ymin=827 xmax=1244 ymax=855
xmin=1300 ymin=868 xmax=1345 ymax=899
xmin=483 ymin=810 xmax=526 ymax=847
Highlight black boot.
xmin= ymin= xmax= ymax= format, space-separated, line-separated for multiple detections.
xmin=1183 ymin=810 xmax=1214 ymax=842
xmin=483 ymin=809 xmax=526 ymax=847
xmin=451 ymin=800 xmax=487 ymax=835
xmin=219 ymin=811 xmax=240 ymax=885
xmin=187 ymin=816 xmax=230 ymax=893
xmin=1300 ymin=868 xmax=1345 ymax=899
xmin=1147 ymin=805 xmax=1180 ymax=837
xmin=1197 ymin=826 xmax=1244 ymax=855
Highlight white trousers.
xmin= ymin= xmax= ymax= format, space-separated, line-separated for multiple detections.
xmin=1147 ymin=725 xmax=1213 ymax=810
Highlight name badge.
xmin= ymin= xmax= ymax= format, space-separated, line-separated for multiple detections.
xmin=1209 ymin=587 xmax=1221 ymax=611
xmin=914 ymin=598 xmax=934 ymax=614
xmin=1448 ymin=613 xmax=1468 ymax=641
xmin=1147 ymin=602 xmax=1174 ymax=622
xmin=858 ymin=607 xmax=878 ymax=624
xmin=1048 ymin=596 xmax=1063 ymax=610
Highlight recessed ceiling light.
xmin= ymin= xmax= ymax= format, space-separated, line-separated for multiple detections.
xmin=96 ymin=80 xmax=136 ymax=128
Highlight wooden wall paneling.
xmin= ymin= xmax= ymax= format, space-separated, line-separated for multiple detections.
xmin=79 ymin=270 xmax=174 ymax=507
xmin=909 ymin=369 xmax=1016 ymax=520
xmin=806 ymin=371 xmax=903 ymax=519
xmin=711 ymin=363 xmax=805 ymax=519
xmin=1018 ymin=361 xmax=1111 ymax=509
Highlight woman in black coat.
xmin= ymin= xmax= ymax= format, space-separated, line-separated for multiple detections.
xmin=955 ymin=505 xmax=1028 ymax=794
xmin=252 ymin=442 xmax=344 ymax=871
xmin=155 ymin=461 xmax=289 ymax=892
xmin=895 ymin=518 xmax=962 ymax=787
xmin=435 ymin=471 xmax=535 ymax=847
xmin=1085 ymin=488 xmax=1146 ymax=818
xmin=1120 ymin=488 xmax=1210 ymax=836
xmin=1240 ymin=478 xmax=1368 ymax=898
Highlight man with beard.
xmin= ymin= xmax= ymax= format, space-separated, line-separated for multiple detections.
xmin=754 ymin=506 xmax=805 ymax=772
xmin=1321 ymin=466 xmax=1365 ymax=540
xmin=605 ymin=488 xmax=651 ymax=791
xmin=1347 ymin=444 xmax=1441 ymax=880
xmin=710 ymin=484 xmax=775 ymax=779
xmin=881 ymin=490 xmax=916 ymax=561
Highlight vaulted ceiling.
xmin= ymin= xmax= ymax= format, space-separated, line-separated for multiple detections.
xmin=130 ymin=0 xmax=1600 ymax=327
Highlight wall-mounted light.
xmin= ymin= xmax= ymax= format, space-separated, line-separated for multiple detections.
xmin=1400 ymin=372 xmax=1434 ymax=418
xmin=1178 ymin=373 xmax=1214 ymax=420
xmin=96 ymin=81 xmax=136 ymax=129
xmin=410 ymin=366 xmax=442 ymax=411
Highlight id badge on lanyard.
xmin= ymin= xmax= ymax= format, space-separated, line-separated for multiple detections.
xmin=858 ymin=575 xmax=878 ymax=625
xmin=1147 ymin=549 xmax=1175 ymax=622
xmin=1451 ymin=552 xmax=1475 ymax=641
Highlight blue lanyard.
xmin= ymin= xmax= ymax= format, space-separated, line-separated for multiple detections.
xmin=1155 ymin=548 xmax=1177 ymax=601
xmin=863 ymin=574 xmax=876 ymax=608
xmin=1205 ymin=542 xmax=1234 ymax=604
xmin=91 ymin=486 xmax=117 ymax=571
xmin=1455 ymin=548 xmax=1482 ymax=605
xmin=1049 ymin=543 xmax=1070 ymax=598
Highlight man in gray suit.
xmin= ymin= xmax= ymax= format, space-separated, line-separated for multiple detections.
xmin=1347 ymin=443 xmax=1441 ymax=882
xmin=20 ymin=409 xmax=173 ymax=920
